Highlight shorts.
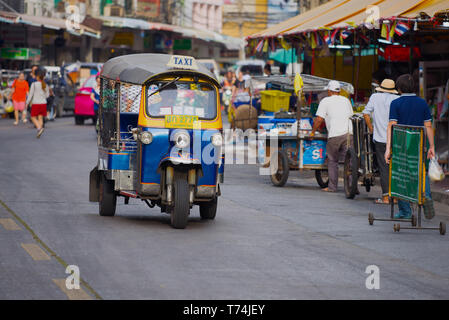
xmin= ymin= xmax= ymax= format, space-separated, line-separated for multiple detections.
xmin=13 ymin=101 xmax=26 ymax=111
xmin=31 ymin=104 xmax=47 ymax=117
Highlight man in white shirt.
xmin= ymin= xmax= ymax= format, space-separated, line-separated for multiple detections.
xmin=363 ymin=79 xmax=399 ymax=204
xmin=310 ymin=80 xmax=353 ymax=192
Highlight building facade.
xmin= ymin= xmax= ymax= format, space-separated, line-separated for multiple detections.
xmin=176 ymin=0 xmax=223 ymax=33
xmin=298 ymin=0 xmax=331 ymax=13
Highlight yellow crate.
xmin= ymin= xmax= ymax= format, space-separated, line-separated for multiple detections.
xmin=260 ymin=90 xmax=291 ymax=112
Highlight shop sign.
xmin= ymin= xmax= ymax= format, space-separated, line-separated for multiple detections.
xmin=136 ymin=0 xmax=160 ymax=18
xmin=110 ymin=32 xmax=134 ymax=47
xmin=173 ymin=39 xmax=192 ymax=51
xmin=0 ymin=48 xmax=41 ymax=60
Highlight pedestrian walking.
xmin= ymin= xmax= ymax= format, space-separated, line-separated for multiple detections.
xmin=310 ymin=80 xmax=354 ymax=192
xmin=10 ymin=72 xmax=29 ymax=125
xmin=26 ymin=72 xmax=49 ymax=138
xmin=26 ymin=65 xmax=39 ymax=86
xmin=385 ymin=74 xmax=436 ymax=220
xmin=363 ymin=79 xmax=399 ymax=204
xmin=90 ymin=75 xmax=100 ymax=118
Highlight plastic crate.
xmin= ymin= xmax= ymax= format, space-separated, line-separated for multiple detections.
xmin=260 ymin=90 xmax=291 ymax=112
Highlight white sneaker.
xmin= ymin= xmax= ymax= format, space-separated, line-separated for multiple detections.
xmin=36 ymin=128 xmax=44 ymax=138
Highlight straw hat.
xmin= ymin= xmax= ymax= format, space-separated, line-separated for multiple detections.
xmin=376 ymin=79 xmax=398 ymax=94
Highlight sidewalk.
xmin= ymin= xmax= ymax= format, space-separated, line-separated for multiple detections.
xmin=431 ymin=175 xmax=449 ymax=206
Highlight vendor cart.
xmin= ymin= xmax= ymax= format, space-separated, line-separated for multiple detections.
xmin=251 ymin=74 xmax=354 ymax=188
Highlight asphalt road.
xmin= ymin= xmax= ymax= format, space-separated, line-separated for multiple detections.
xmin=1 ymin=116 xmax=449 ymax=300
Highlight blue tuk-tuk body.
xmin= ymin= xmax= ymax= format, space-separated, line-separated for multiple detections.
xmin=89 ymin=54 xmax=224 ymax=229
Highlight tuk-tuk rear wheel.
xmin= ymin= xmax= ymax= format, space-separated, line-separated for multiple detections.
xmin=200 ymin=197 xmax=217 ymax=220
xmin=170 ymin=179 xmax=190 ymax=229
xmin=99 ymin=173 xmax=116 ymax=216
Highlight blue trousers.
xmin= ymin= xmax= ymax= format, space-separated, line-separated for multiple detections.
xmin=397 ymin=175 xmax=432 ymax=216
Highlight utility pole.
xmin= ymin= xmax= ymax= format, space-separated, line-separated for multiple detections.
xmin=237 ymin=0 xmax=245 ymax=60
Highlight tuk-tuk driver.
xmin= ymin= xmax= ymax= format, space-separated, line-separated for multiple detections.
xmin=148 ymin=83 xmax=178 ymax=116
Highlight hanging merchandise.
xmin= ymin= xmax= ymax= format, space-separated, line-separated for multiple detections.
xmin=379 ymin=45 xmax=421 ymax=62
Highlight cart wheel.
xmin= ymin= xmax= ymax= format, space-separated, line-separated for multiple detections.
xmin=440 ymin=222 xmax=446 ymax=236
xmin=344 ymin=148 xmax=358 ymax=199
xmin=270 ymin=150 xmax=289 ymax=187
xmin=411 ymin=214 xmax=417 ymax=227
xmin=199 ymin=197 xmax=217 ymax=220
xmin=170 ymin=179 xmax=190 ymax=229
xmin=368 ymin=213 xmax=374 ymax=225
xmin=393 ymin=223 xmax=400 ymax=232
xmin=99 ymin=173 xmax=116 ymax=217
xmin=315 ymin=170 xmax=329 ymax=189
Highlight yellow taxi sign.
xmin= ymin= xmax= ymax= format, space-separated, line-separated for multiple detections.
xmin=167 ymin=55 xmax=198 ymax=70
xmin=165 ymin=115 xmax=199 ymax=129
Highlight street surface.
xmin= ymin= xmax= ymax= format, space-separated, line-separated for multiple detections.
xmin=1 ymin=117 xmax=449 ymax=300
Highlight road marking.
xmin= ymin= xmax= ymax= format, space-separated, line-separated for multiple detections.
xmin=52 ymin=279 xmax=93 ymax=300
xmin=0 ymin=218 xmax=22 ymax=230
xmin=0 ymin=199 xmax=102 ymax=300
xmin=21 ymin=243 xmax=51 ymax=261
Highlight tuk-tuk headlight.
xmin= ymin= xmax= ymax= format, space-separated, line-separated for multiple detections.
xmin=211 ymin=133 xmax=223 ymax=147
xmin=139 ymin=131 xmax=153 ymax=144
xmin=174 ymin=131 xmax=190 ymax=149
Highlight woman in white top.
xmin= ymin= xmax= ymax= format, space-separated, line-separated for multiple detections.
xmin=26 ymin=72 xmax=49 ymax=138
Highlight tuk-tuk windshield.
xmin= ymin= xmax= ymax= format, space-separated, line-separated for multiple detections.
xmin=146 ymin=81 xmax=217 ymax=120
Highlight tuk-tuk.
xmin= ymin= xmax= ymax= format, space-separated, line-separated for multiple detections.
xmin=89 ymin=54 xmax=224 ymax=229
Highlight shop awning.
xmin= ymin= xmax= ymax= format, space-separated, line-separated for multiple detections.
xmin=0 ymin=10 xmax=19 ymax=24
xmin=249 ymin=0 xmax=449 ymax=39
xmin=99 ymin=16 xmax=244 ymax=50
xmin=0 ymin=11 xmax=101 ymax=38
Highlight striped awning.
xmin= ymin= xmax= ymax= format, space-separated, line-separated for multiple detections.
xmin=248 ymin=0 xmax=449 ymax=39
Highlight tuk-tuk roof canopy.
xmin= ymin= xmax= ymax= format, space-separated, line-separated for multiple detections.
xmin=100 ymin=53 xmax=219 ymax=86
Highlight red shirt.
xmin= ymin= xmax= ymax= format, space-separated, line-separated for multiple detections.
xmin=12 ymin=79 xmax=29 ymax=102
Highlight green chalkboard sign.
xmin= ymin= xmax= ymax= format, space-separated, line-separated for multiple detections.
xmin=389 ymin=126 xmax=424 ymax=204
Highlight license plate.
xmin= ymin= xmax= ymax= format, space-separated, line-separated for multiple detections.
xmin=164 ymin=115 xmax=199 ymax=129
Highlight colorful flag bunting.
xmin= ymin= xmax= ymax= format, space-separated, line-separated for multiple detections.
xmin=381 ymin=23 xmax=388 ymax=39
xmin=389 ymin=21 xmax=397 ymax=40
xmin=280 ymin=37 xmax=291 ymax=50
xmin=262 ymin=39 xmax=268 ymax=52
xmin=330 ymin=29 xmax=339 ymax=44
xmin=395 ymin=21 xmax=410 ymax=36
xmin=255 ymin=39 xmax=264 ymax=52
xmin=323 ymin=31 xmax=331 ymax=45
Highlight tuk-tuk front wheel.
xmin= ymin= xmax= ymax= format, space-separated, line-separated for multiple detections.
xmin=170 ymin=179 xmax=190 ymax=229
xmin=200 ymin=197 xmax=217 ymax=220
xmin=99 ymin=173 xmax=117 ymax=216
